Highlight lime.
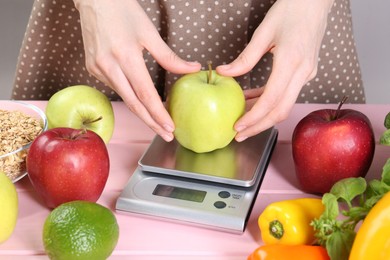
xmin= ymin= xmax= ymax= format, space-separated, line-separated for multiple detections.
xmin=43 ymin=201 xmax=119 ymax=260
xmin=0 ymin=171 xmax=18 ymax=244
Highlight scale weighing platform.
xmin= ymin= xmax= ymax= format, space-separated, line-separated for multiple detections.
xmin=116 ymin=127 xmax=278 ymax=233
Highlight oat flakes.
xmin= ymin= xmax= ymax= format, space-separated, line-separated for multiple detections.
xmin=0 ymin=109 xmax=43 ymax=181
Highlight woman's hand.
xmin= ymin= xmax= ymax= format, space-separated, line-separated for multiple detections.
xmin=73 ymin=0 xmax=201 ymax=142
xmin=217 ymin=0 xmax=335 ymax=141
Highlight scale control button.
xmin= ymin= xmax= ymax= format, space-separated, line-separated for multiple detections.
xmin=218 ymin=191 xmax=231 ymax=199
xmin=214 ymin=201 xmax=227 ymax=209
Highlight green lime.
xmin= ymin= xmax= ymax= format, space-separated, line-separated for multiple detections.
xmin=43 ymin=201 xmax=119 ymax=260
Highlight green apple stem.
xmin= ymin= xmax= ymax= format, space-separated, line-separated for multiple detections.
xmin=83 ymin=116 xmax=103 ymax=125
xmin=335 ymin=96 xmax=348 ymax=119
xmin=207 ymin=61 xmax=213 ymax=84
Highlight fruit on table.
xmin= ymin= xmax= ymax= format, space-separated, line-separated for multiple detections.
xmin=43 ymin=201 xmax=119 ymax=260
xmin=311 ymin=162 xmax=390 ymax=260
xmin=247 ymin=244 xmax=330 ymax=260
xmin=27 ymin=127 xmax=110 ymax=208
xmin=258 ymin=198 xmax=324 ymax=245
xmin=349 ymin=191 xmax=390 ymax=260
xmin=0 ymin=171 xmax=18 ymax=244
xmin=167 ymin=64 xmax=245 ymax=153
xmin=45 ymin=85 xmax=115 ymax=143
xmin=292 ymin=98 xmax=375 ymax=194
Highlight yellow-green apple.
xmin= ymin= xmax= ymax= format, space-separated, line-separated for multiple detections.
xmin=292 ymin=104 xmax=375 ymax=194
xmin=27 ymin=127 xmax=110 ymax=208
xmin=45 ymin=85 xmax=115 ymax=143
xmin=0 ymin=172 xmax=18 ymax=244
xmin=167 ymin=69 xmax=245 ymax=153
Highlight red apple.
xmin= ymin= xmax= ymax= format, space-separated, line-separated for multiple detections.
xmin=292 ymin=103 xmax=375 ymax=194
xmin=27 ymin=127 xmax=110 ymax=208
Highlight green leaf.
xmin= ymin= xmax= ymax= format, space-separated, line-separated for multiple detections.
xmin=366 ymin=179 xmax=387 ymax=197
xmin=382 ymin=158 xmax=390 ymax=185
xmin=342 ymin=206 xmax=364 ymax=218
xmin=380 ymin=129 xmax=390 ymax=146
xmin=326 ymin=230 xmax=356 ymax=260
xmin=341 ymin=206 xmax=369 ymax=229
xmin=384 ymin=112 xmax=390 ymax=129
xmin=330 ymin=177 xmax=367 ymax=206
xmin=322 ymin=193 xmax=339 ymax=220
xmin=364 ymin=194 xmax=383 ymax=209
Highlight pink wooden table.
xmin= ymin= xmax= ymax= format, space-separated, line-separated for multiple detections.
xmin=1 ymin=101 xmax=389 ymax=260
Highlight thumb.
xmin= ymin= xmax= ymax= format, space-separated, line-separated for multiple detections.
xmin=147 ymin=38 xmax=201 ymax=74
xmin=217 ymin=27 xmax=271 ymax=77
xmin=216 ymin=49 xmax=257 ymax=77
xmin=161 ymin=51 xmax=201 ymax=74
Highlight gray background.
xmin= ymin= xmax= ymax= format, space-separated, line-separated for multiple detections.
xmin=1 ymin=0 xmax=389 ymax=103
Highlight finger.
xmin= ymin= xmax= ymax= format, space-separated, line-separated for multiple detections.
xmin=119 ymin=53 xmax=176 ymax=138
xmin=235 ymin=55 xmax=313 ymax=141
xmin=101 ymin=56 xmax=175 ymax=142
xmin=233 ymin=52 xmax=300 ymax=141
xmin=235 ymin=87 xmax=298 ymax=142
xmin=245 ymin=97 xmax=259 ymax=112
xmin=243 ymin=87 xmax=265 ymax=100
xmin=145 ymin=35 xmax=202 ymax=74
xmin=216 ymin=25 xmax=274 ymax=77
xmin=243 ymin=88 xmax=265 ymax=111
xmin=236 ymin=46 xmax=318 ymax=140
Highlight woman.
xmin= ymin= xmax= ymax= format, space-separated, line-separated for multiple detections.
xmin=12 ymin=0 xmax=365 ymax=142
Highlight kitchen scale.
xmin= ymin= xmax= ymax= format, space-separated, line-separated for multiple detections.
xmin=116 ymin=127 xmax=278 ymax=233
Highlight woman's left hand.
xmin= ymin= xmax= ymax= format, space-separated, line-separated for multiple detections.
xmin=217 ymin=0 xmax=335 ymax=141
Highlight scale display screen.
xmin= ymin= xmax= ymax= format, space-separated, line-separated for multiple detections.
xmin=153 ymin=184 xmax=206 ymax=203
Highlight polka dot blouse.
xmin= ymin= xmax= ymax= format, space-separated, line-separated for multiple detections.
xmin=12 ymin=0 xmax=365 ymax=104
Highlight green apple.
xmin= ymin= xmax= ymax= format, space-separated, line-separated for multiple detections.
xmin=167 ymin=69 xmax=245 ymax=153
xmin=175 ymin=145 xmax=237 ymax=178
xmin=45 ymin=85 xmax=115 ymax=143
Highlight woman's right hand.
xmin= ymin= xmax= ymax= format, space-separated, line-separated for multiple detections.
xmin=73 ymin=0 xmax=201 ymax=141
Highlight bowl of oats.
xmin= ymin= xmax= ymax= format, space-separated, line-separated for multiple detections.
xmin=0 ymin=100 xmax=48 ymax=182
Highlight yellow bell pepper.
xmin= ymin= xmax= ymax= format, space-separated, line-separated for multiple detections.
xmin=349 ymin=191 xmax=390 ymax=260
xmin=258 ymin=198 xmax=324 ymax=245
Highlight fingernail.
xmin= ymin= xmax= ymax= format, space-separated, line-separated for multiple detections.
xmin=218 ymin=64 xmax=232 ymax=71
xmin=236 ymin=135 xmax=248 ymax=142
xmin=235 ymin=125 xmax=247 ymax=132
xmin=163 ymin=124 xmax=174 ymax=132
xmin=162 ymin=133 xmax=174 ymax=142
xmin=187 ymin=61 xmax=201 ymax=67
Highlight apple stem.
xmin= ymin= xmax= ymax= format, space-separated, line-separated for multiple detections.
xmin=207 ymin=61 xmax=212 ymax=84
xmin=335 ymin=96 xmax=349 ymax=119
xmin=71 ymin=128 xmax=87 ymax=139
xmin=84 ymin=116 xmax=103 ymax=125
xmin=80 ymin=128 xmax=87 ymax=134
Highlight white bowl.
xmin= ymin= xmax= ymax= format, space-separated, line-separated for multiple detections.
xmin=0 ymin=100 xmax=48 ymax=182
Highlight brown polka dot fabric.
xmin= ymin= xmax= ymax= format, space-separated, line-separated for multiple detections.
xmin=11 ymin=0 xmax=365 ymax=104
